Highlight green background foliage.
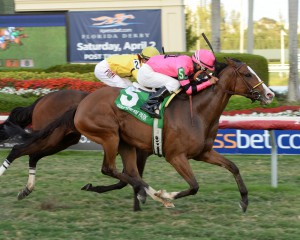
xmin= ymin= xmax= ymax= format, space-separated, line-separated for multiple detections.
xmin=185 ymin=5 xmax=297 ymax=51
xmin=168 ymin=52 xmax=269 ymax=85
xmin=215 ymin=53 xmax=269 ymax=85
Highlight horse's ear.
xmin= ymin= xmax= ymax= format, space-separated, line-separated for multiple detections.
xmin=214 ymin=60 xmax=227 ymax=74
xmin=224 ymin=57 xmax=235 ymax=66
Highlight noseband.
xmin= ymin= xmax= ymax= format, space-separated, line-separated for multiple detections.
xmin=223 ymin=63 xmax=264 ymax=102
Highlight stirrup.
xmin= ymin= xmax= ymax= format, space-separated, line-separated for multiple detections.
xmin=141 ymin=105 xmax=161 ymax=119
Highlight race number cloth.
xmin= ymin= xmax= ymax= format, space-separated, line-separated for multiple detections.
xmin=115 ymin=86 xmax=170 ymax=127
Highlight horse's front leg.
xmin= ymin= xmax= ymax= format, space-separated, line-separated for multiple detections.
xmin=169 ymin=154 xmax=199 ymax=199
xmin=155 ymin=154 xmax=199 ymax=202
xmin=196 ymin=149 xmax=248 ymax=212
xmin=118 ymin=141 xmax=174 ymax=210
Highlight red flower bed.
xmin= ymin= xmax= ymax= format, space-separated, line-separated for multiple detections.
xmin=0 ymin=78 xmax=106 ymax=93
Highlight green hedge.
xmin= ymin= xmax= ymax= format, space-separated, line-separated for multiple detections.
xmin=170 ymin=52 xmax=269 ymax=86
xmin=0 ymin=93 xmax=37 ymax=113
xmin=0 ymin=53 xmax=269 ymax=85
xmin=44 ymin=63 xmax=96 ymax=73
xmin=215 ymin=53 xmax=269 ymax=86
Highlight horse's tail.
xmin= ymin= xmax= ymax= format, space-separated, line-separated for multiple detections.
xmin=0 ymin=97 xmax=42 ymax=142
xmin=17 ymin=107 xmax=77 ymax=145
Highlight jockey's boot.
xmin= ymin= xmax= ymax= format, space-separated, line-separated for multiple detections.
xmin=141 ymin=86 xmax=170 ymax=119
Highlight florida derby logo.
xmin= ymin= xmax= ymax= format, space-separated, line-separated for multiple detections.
xmin=91 ymin=13 xmax=137 ymax=28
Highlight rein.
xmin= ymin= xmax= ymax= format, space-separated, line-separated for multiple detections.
xmin=221 ymin=63 xmax=264 ymax=102
xmin=186 ymin=60 xmax=263 ymax=126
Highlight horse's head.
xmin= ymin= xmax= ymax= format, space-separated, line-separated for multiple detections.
xmin=218 ymin=58 xmax=275 ymax=105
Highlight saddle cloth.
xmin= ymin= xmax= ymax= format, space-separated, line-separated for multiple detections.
xmin=115 ymin=85 xmax=170 ymax=127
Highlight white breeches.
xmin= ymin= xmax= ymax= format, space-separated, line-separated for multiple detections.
xmin=94 ymin=60 xmax=133 ymax=88
xmin=137 ymin=64 xmax=180 ymax=93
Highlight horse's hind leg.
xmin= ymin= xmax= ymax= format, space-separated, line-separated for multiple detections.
xmin=98 ymin=139 xmax=169 ymax=210
xmin=0 ymin=116 xmax=78 ymax=196
xmin=17 ymin=132 xmax=82 ymax=200
xmin=81 ymin=148 xmax=150 ymax=211
xmin=81 ymin=180 xmax=127 ymax=194
xmin=117 ymin=142 xmax=173 ymax=210
xmin=16 ymin=155 xmax=38 ymax=200
xmin=118 ymin=141 xmax=147 ymax=211
xmin=133 ymin=149 xmax=150 ymax=210
xmin=198 ymin=150 xmax=248 ymax=213
xmin=136 ymin=149 xmax=150 ymax=178
xmin=0 ymin=124 xmax=69 ymax=177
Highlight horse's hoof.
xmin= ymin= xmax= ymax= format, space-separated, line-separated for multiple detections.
xmin=239 ymin=200 xmax=248 ymax=213
xmin=154 ymin=189 xmax=165 ymax=198
xmin=17 ymin=187 xmax=32 ymax=200
xmin=133 ymin=206 xmax=142 ymax=212
xmin=137 ymin=194 xmax=146 ymax=204
xmin=81 ymin=183 xmax=92 ymax=191
xmin=163 ymin=201 xmax=175 ymax=208
xmin=17 ymin=192 xmax=26 ymax=201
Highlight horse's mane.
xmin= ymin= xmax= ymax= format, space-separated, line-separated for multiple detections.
xmin=214 ymin=60 xmax=227 ymax=76
xmin=213 ymin=58 xmax=242 ymax=77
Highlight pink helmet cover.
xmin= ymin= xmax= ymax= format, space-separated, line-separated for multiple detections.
xmin=192 ymin=49 xmax=215 ymax=71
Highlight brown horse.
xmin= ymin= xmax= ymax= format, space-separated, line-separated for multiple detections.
xmin=73 ymin=58 xmax=275 ymax=212
xmin=0 ymin=89 xmax=148 ymax=210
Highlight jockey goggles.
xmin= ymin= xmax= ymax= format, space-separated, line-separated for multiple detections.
xmin=199 ymin=63 xmax=208 ymax=71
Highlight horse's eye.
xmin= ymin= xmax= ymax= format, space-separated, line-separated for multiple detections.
xmin=245 ymin=73 xmax=251 ymax=77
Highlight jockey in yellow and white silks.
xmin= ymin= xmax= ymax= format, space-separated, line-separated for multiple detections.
xmin=94 ymin=46 xmax=160 ymax=88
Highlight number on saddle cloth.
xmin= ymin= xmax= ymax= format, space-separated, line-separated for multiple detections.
xmin=115 ymin=86 xmax=172 ymax=126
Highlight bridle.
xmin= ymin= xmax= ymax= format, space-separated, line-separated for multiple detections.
xmin=221 ymin=62 xmax=264 ymax=102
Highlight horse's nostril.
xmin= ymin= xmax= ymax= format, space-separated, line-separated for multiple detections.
xmin=267 ymin=92 xmax=275 ymax=99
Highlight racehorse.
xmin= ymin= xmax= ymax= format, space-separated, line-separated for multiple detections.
xmin=73 ymin=58 xmax=275 ymax=212
xmin=0 ymin=89 xmax=148 ymax=211
xmin=1 ymin=58 xmax=275 ymax=212
xmin=0 ymin=90 xmax=87 ymax=198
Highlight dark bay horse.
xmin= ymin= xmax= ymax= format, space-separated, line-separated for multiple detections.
xmin=73 ymin=58 xmax=275 ymax=212
xmin=0 ymin=90 xmax=87 ymax=198
xmin=0 ymin=89 xmax=148 ymax=210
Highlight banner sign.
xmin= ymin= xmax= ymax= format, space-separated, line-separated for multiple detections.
xmin=68 ymin=10 xmax=162 ymax=62
xmin=0 ymin=14 xmax=66 ymax=69
xmin=214 ymin=129 xmax=300 ymax=154
xmin=1 ymin=115 xmax=298 ymax=154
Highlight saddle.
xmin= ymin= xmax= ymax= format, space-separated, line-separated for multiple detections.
xmin=132 ymin=82 xmax=181 ymax=108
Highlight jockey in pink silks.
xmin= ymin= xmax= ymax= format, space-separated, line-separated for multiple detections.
xmin=137 ymin=49 xmax=219 ymax=118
